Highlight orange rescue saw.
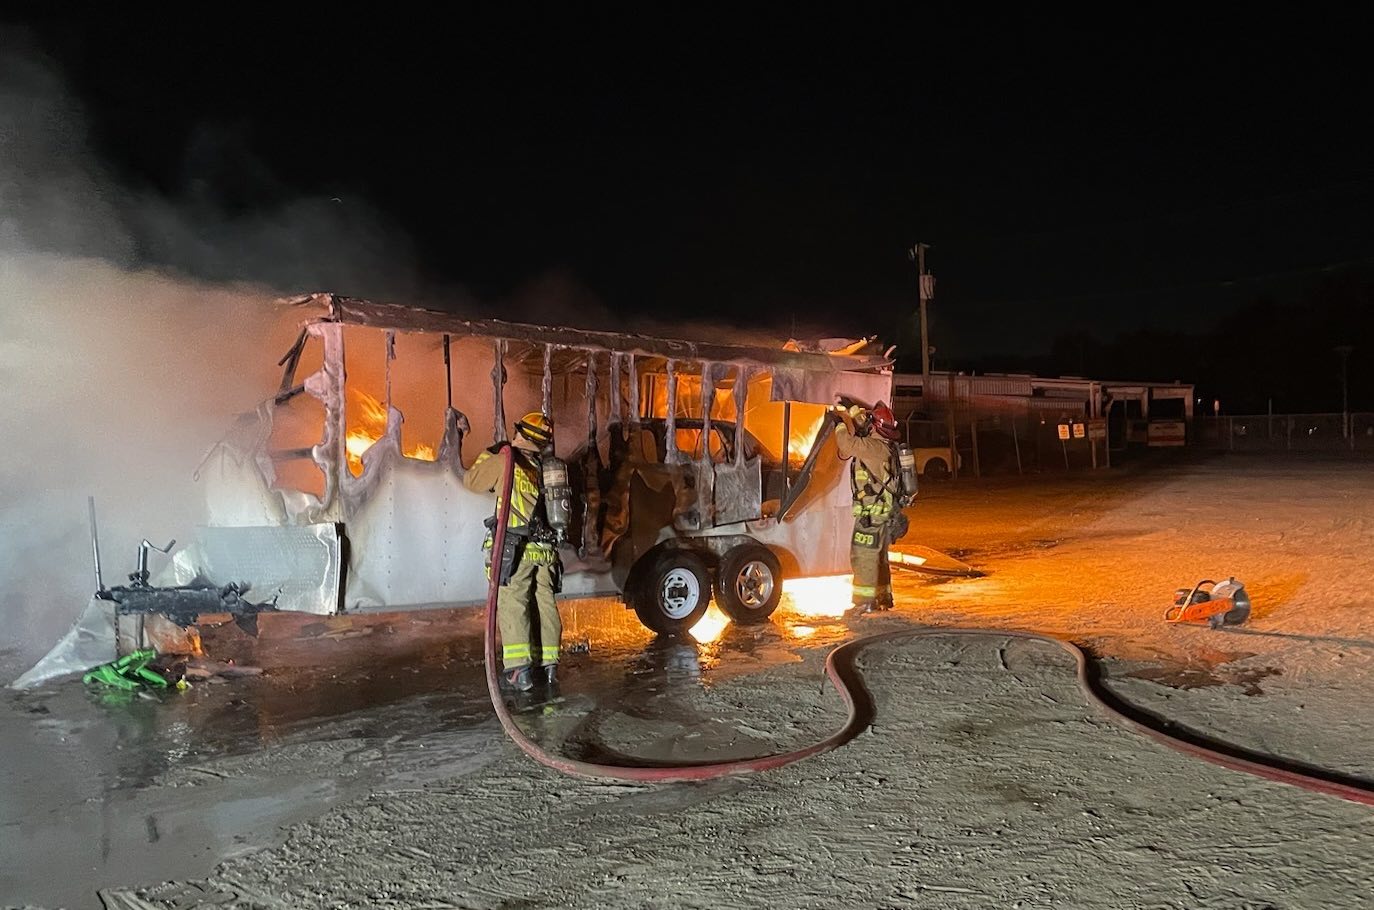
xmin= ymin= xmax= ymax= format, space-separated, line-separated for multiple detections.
xmin=1165 ymin=577 xmax=1251 ymax=628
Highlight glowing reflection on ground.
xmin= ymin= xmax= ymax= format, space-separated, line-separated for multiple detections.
xmin=557 ymin=582 xmax=857 ymax=665
xmin=689 ymin=605 xmax=731 ymax=643
xmin=781 ymin=575 xmax=852 ymax=618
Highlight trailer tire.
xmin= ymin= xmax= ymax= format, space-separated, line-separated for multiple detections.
xmin=716 ymin=544 xmax=783 ymax=624
xmin=630 ymin=549 xmax=712 ymax=635
xmin=923 ymin=457 xmax=949 ymax=480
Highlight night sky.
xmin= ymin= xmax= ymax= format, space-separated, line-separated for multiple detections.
xmin=8 ymin=13 xmax=1374 ymax=405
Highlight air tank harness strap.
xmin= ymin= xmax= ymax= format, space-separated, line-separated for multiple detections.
xmin=851 ymin=464 xmax=895 ymax=521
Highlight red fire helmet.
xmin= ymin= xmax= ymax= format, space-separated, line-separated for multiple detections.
xmin=871 ymin=402 xmax=899 ymax=441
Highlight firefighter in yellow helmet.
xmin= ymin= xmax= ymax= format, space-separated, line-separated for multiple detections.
xmin=463 ymin=412 xmax=563 ymax=692
xmin=833 ymin=401 xmax=906 ymax=614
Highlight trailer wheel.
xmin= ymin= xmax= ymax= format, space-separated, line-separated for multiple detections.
xmin=630 ymin=549 xmax=712 ymax=635
xmin=716 ymin=544 xmax=783 ymax=624
xmin=923 ymin=457 xmax=949 ymax=480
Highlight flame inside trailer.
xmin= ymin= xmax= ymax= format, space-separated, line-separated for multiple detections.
xmin=643 ymin=371 xmax=829 ymax=469
xmin=744 ymin=374 xmax=828 ymax=470
xmin=345 ymin=387 xmax=438 ymax=476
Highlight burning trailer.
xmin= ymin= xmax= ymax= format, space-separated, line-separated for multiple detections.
xmin=19 ymin=294 xmax=893 ymax=683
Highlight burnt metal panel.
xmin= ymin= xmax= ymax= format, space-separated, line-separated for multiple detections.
xmin=492 ymin=338 xmax=508 ymax=444
xmin=172 ymin=524 xmax=343 ymax=614
xmin=712 ymin=366 xmax=762 ymax=526
xmin=580 ymin=351 xmax=604 ymax=558
xmin=712 ymin=455 xmax=762 ymax=526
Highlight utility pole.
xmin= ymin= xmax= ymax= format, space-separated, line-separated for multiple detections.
xmin=1335 ymin=345 xmax=1353 ymax=441
xmin=908 ymin=243 xmax=934 ymax=388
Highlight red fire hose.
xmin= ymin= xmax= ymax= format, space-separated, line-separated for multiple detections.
xmin=483 ymin=445 xmax=1374 ymax=804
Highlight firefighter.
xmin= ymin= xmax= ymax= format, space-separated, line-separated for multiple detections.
xmin=463 ymin=412 xmax=563 ymax=692
xmin=833 ymin=401 xmax=904 ymax=614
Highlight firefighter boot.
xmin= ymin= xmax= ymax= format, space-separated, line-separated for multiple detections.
xmin=542 ymin=664 xmax=559 ymax=688
xmin=501 ymin=665 xmax=535 ymax=692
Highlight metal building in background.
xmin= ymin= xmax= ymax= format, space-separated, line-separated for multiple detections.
xmin=888 ymin=371 xmax=1196 ymax=478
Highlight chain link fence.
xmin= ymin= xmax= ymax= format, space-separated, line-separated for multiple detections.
xmin=1195 ymin=413 xmax=1374 ymax=452
xmin=902 ymin=407 xmax=1110 ymax=480
xmin=900 ymin=402 xmax=1374 ymax=481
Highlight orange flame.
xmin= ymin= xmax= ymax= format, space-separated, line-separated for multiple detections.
xmin=741 ymin=374 xmax=826 ymax=469
xmin=781 ymin=409 xmax=826 ymax=467
xmin=679 ymin=576 xmax=849 ymax=643
xmin=346 ymin=388 xmax=437 ymax=476
xmin=641 ymin=371 xmax=827 ymax=469
xmin=782 ymin=575 xmax=852 ymax=618
xmin=689 ymin=604 xmax=731 ymax=643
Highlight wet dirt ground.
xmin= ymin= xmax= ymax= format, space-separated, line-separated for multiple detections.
xmin=1 ymin=593 xmax=861 ymax=909
xmin=6 ymin=451 xmax=1374 ymax=908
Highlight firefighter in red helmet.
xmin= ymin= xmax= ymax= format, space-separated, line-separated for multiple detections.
xmin=833 ymin=400 xmax=905 ymax=614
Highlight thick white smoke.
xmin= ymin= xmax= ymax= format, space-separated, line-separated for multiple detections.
xmin=0 ymin=37 xmax=419 ymax=677
xmin=0 ymin=263 xmax=295 ymax=671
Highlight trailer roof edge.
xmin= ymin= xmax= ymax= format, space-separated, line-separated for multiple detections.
xmin=283 ymin=292 xmax=891 ymax=374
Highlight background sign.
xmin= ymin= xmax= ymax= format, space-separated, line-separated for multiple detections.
xmin=1148 ymin=420 xmax=1187 ymax=447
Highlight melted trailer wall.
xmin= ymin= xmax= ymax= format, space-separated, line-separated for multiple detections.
xmin=755 ymin=501 xmax=851 ymax=577
xmin=339 ymin=335 xmax=618 ymax=609
xmin=343 ymin=447 xmax=499 ymax=608
xmin=199 ymin=410 xmax=293 ymax=527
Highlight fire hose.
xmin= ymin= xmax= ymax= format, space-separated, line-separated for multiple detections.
xmin=483 ymin=444 xmax=1374 ymax=804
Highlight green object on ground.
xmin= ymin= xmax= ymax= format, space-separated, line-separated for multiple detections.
xmin=82 ymin=649 xmax=168 ymax=690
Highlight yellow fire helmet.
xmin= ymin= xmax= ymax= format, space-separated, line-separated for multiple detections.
xmin=514 ymin=411 xmax=554 ymax=446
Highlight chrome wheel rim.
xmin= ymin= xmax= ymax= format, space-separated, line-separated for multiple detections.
xmin=734 ymin=560 xmax=775 ymax=609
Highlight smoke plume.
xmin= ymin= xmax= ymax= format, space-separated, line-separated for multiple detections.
xmin=0 ymin=36 xmax=419 ymax=677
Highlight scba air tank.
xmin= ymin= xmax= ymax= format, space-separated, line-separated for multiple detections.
xmin=896 ymin=444 xmax=918 ymax=500
xmin=541 ymin=456 xmax=573 ymax=543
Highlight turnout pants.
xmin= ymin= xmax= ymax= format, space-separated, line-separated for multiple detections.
xmin=497 ymin=560 xmax=563 ymax=670
xmin=850 ymin=517 xmax=893 ymax=607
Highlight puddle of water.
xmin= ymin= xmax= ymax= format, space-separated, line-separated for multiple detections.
xmin=1124 ymin=662 xmax=1283 ymax=696
xmin=1118 ymin=644 xmax=1285 ymax=697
